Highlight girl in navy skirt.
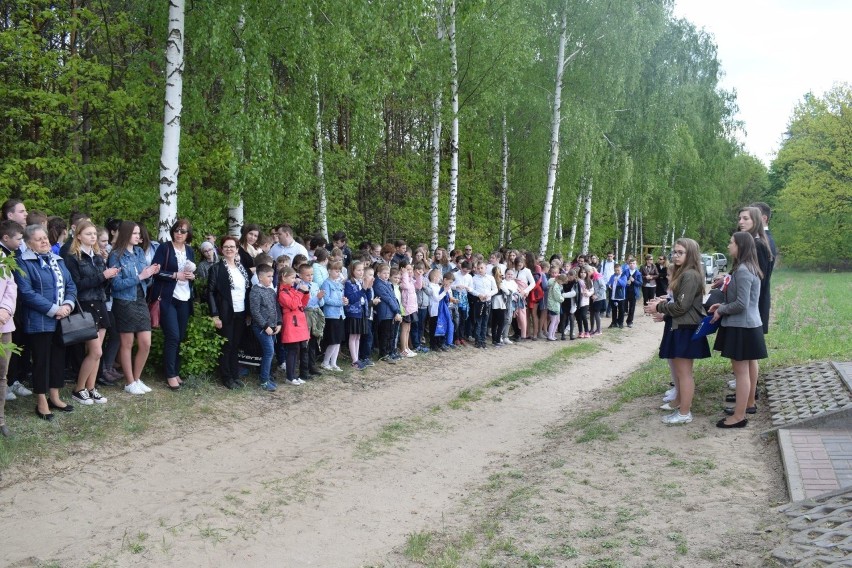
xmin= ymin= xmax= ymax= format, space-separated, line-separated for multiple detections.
xmin=645 ymin=238 xmax=710 ymax=425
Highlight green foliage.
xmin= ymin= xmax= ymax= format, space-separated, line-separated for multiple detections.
xmin=149 ymin=304 xmax=225 ymax=379
xmin=772 ymin=84 xmax=852 ymax=269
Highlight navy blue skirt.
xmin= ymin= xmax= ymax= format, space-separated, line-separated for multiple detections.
xmin=658 ymin=317 xmax=711 ymax=360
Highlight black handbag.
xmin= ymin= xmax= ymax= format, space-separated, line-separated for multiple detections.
xmin=60 ymin=305 xmax=99 ymax=346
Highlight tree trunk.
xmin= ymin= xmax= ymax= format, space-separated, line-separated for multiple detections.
xmin=620 ymin=201 xmax=630 ymax=261
xmin=228 ymin=7 xmax=245 ymax=238
xmin=314 ymin=75 xmax=328 ymax=241
xmin=613 ymin=207 xmax=620 ymax=261
xmin=581 ymin=176 xmax=592 ymax=254
xmin=429 ymin=3 xmax=446 ymax=252
xmin=158 ymin=0 xmax=185 ymax=241
xmin=446 ymin=0 xmax=459 ymax=252
xmin=538 ymin=6 xmax=568 ymax=258
xmin=500 ymin=111 xmax=509 ymax=248
xmin=568 ymin=185 xmax=583 ymax=260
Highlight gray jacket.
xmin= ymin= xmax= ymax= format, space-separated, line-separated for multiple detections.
xmin=716 ymin=265 xmax=762 ymax=329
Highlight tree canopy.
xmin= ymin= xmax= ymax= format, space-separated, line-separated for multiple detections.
xmin=1 ymin=0 xmax=772 ymax=257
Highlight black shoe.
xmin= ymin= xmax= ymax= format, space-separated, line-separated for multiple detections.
xmin=0 ymin=424 xmax=9 ymax=437
xmin=627 ymin=323 xmax=633 ymax=328
xmin=223 ymin=380 xmax=238 ymax=390
xmin=47 ymin=400 xmax=74 ymax=413
xmin=618 ymin=324 xmax=624 ymax=328
xmin=569 ymin=335 xmax=576 ymax=340
xmin=716 ymin=418 xmax=748 ymax=429
xmin=35 ymin=407 xmax=54 ymax=421
xmin=724 ymin=406 xmax=757 ymax=415
xmin=725 ymin=392 xmax=759 ymax=403
xmin=309 ymin=368 xmax=322 ymax=376
xmin=96 ymin=376 xmax=117 ymax=387
xmin=608 ymin=323 xmax=616 ymax=328
xmin=560 ymin=334 xmax=566 ymax=340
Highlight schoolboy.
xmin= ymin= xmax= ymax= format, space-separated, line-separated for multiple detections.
xmin=249 ymin=264 xmax=281 ymax=391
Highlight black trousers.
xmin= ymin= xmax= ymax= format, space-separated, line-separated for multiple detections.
xmin=625 ymin=294 xmax=637 ymax=325
xmin=219 ymin=312 xmax=246 ymax=384
xmin=610 ymin=299 xmax=624 ymax=326
xmin=29 ymin=328 xmax=66 ymax=395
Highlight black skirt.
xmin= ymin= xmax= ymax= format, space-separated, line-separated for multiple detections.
xmin=714 ymin=325 xmax=767 ymax=361
xmin=324 ymin=317 xmax=345 ymax=345
xmin=80 ymin=300 xmax=111 ymax=330
xmin=658 ymin=318 xmax=711 ymax=360
xmin=345 ymin=313 xmax=368 ymax=335
xmin=112 ymin=295 xmax=151 ymax=333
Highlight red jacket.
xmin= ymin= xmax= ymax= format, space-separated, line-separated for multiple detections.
xmin=278 ymin=284 xmax=310 ymax=343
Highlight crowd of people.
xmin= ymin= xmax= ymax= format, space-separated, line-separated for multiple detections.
xmin=0 ymin=197 xmax=777 ymax=436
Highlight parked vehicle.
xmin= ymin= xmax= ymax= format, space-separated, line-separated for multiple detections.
xmin=712 ymin=252 xmax=727 ymax=272
xmin=701 ymin=254 xmax=718 ymax=283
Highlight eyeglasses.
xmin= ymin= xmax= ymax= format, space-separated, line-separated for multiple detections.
xmin=221 ymin=245 xmax=237 ymax=250
xmin=672 ymin=250 xmax=686 ymax=256
xmin=175 ymin=229 xmax=189 ymax=234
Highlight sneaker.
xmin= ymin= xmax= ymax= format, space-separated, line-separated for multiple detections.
xmin=503 ymin=338 xmax=513 ymax=345
xmin=627 ymin=323 xmax=633 ymax=328
xmin=332 ymin=365 xmax=344 ymax=371
xmin=88 ymin=389 xmax=108 ymax=404
xmin=727 ymin=379 xmax=737 ymax=389
xmin=136 ymin=380 xmax=152 ymax=393
xmin=124 ymin=382 xmax=145 ymax=395
xmin=285 ymin=378 xmax=302 ymax=386
xmin=10 ymin=381 xmax=33 ymax=396
xmin=260 ymin=381 xmax=277 ymax=392
xmin=662 ymin=412 xmax=693 ymax=424
xmin=363 ymin=359 xmax=375 ymax=367
xmin=663 ymin=387 xmax=678 ymax=403
xmin=379 ymin=356 xmax=395 ymax=365
xmin=4 ymin=390 xmax=15 ymax=401
xmin=71 ymin=389 xmax=94 ymax=405
xmin=404 ymin=349 xmax=417 ymax=358
xmin=659 ymin=402 xmax=678 ymax=411
xmin=320 ymin=363 xmax=335 ymax=371
xmin=278 ymin=362 xmax=287 ymax=372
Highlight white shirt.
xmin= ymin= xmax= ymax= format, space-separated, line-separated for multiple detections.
xmin=269 ymin=241 xmax=308 ymax=262
xmin=173 ymin=246 xmax=191 ymax=301
xmin=227 ymin=263 xmax=247 ymax=312
xmin=471 ymin=273 xmax=498 ymax=301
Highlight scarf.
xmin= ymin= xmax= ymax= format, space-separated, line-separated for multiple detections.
xmin=225 ymin=260 xmax=250 ymax=291
xmin=39 ymin=253 xmax=65 ymax=305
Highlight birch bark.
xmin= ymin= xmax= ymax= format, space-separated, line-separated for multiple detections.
xmin=227 ymin=8 xmax=245 ymax=238
xmin=429 ymin=1 xmax=445 ymax=252
xmin=446 ymin=0 xmax=459 ymax=252
xmin=499 ymin=112 xmax=509 ymax=248
xmin=581 ymin=177 xmax=592 ymax=254
xmin=568 ymin=186 xmax=582 ymax=260
xmin=314 ymin=75 xmax=328 ymax=241
xmin=157 ymin=0 xmax=184 ymax=240
xmin=620 ymin=201 xmax=630 ymax=261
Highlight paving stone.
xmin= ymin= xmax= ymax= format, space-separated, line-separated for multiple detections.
xmin=766 ymin=361 xmax=852 ymax=427
xmin=774 ymin=489 xmax=852 ymax=566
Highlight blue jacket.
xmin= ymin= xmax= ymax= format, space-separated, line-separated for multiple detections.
xmin=109 ymin=246 xmax=151 ymax=301
xmin=343 ymin=280 xmax=366 ymax=318
xmin=372 ymin=277 xmax=400 ymax=321
xmin=148 ymin=242 xmax=195 ymax=310
xmin=621 ymin=265 xmax=643 ymax=299
xmin=320 ymin=278 xmax=345 ymax=319
xmin=608 ymin=272 xmax=628 ymax=301
xmin=14 ymin=249 xmax=78 ymax=333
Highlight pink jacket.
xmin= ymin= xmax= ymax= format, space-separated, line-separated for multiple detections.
xmin=0 ymin=272 xmax=17 ymax=334
xmin=399 ymin=271 xmax=421 ymax=316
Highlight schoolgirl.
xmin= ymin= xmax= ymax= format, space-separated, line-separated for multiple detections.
xmin=320 ymin=261 xmax=345 ymax=371
xmin=425 ymin=268 xmax=448 ymax=351
xmin=575 ymin=267 xmax=594 ymax=338
xmin=710 ymin=232 xmax=768 ymax=428
xmin=546 ymin=270 xmax=568 ymax=341
xmin=412 ymin=261 xmax=430 ymax=352
xmin=398 ymin=260 xmax=421 ymax=357
xmin=501 ymin=267 xmax=520 ymax=344
xmin=343 ymin=261 xmax=368 ymax=370
xmin=589 ymin=266 xmax=607 ymax=336
xmin=277 ymin=267 xmax=310 ymax=386
xmin=490 ymin=266 xmax=510 ymax=347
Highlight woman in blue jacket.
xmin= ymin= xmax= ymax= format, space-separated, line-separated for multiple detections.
xmin=108 ymin=221 xmax=160 ymax=396
xmin=15 ymin=225 xmax=77 ymax=420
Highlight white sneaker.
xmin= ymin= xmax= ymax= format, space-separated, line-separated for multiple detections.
xmin=663 ymin=387 xmax=678 ymax=402
xmin=4 ymin=390 xmax=16 ymax=401
xmin=285 ymin=379 xmax=302 ymax=386
xmin=71 ymin=389 xmax=94 ymax=405
xmin=124 ymin=382 xmax=145 ymax=395
xmin=331 ymin=365 xmax=343 ymax=372
xmin=320 ymin=363 xmax=334 ymax=371
xmin=404 ymin=349 xmax=417 ymax=358
xmin=503 ymin=338 xmax=513 ymax=345
xmin=659 ymin=402 xmax=678 ymax=411
xmin=88 ymin=389 xmax=108 ymax=404
xmin=662 ymin=411 xmax=693 ymax=424
xmin=136 ymin=380 xmax=152 ymax=393
xmin=278 ymin=363 xmax=287 ymax=371
xmin=727 ymin=379 xmax=736 ymax=389
xmin=10 ymin=381 xmax=33 ymax=396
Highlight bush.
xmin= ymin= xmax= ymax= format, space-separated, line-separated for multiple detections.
xmin=148 ymin=303 xmax=225 ymax=379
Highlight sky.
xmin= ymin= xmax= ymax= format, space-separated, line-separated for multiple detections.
xmin=672 ymin=0 xmax=852 ymax=166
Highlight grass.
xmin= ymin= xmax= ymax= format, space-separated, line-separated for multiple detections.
xmin=355 ymin=416 xmax=442 ymax=458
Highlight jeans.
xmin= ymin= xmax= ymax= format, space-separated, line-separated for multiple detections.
xmin=470 ymin=298 xmax=490 ymax=344
xmin=378 ymin=319 xmax=393 ymax=357
xmin=359 ymin=320 xmax=374 ymax=360
xmin=412 ymin=307 xmax=427 ymax=347
xmin=161 ymin=298 xmax=190 ymax=378
xmin=251 ymin=324 xmax=275 ymax=382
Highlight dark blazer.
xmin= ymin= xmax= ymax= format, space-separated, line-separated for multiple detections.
xmin=63 ymin=249 xmax=109 ymax=302
xmin=207 ymin=260 xmax=251 ymax=324
xmin=149 ymin=242 xmax=196 ymax=312
xmin=373 ymin=277 xmax=400 ymax=321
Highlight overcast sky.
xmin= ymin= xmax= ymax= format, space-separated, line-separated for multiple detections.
xmin=672 ymin=0 xmax=852 ymax=166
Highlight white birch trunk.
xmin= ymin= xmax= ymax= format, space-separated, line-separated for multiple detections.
xmin=581 ymin=176 xmax=592 ymax=254
xmin=227 ymin=8 xmax=246 ymax=238
xmin=613 ymin=207 xmax=620 ymax=261
xmin=499 ymin=112 xmax=509 ymax=248
xmin=638 ymin=211 xmax=644 ymax=256
xmin=620 ymin=201 xmax=630 ymax=261
xmin=446 ymin=0 xmax=459 ymax=252
xmin=157 ymin=0 xmax=184 ymax=241
xmin=429 ymin=3 xmax=445 ymax=253
xmin=551 ymin=186 xmax=560 ymax=249
xmin=538 ymin=7 xmax=569 ymax=258
xmin=671 ymin=226 xmax=676 ymax=247
xmin=568 ymin=186 xmax=583 ymax=260
xmin=314 ymin=75 xmax=328 ymax=241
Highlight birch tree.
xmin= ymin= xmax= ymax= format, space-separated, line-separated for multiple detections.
xmin=430 ymin=0 xmax=446 ymax=252
xmin=446 ymin=0 xmax=459 ymax=252
xmin=227 ymin=8 xmax=245 ymax=238
xmin=314 ymin=75 xmax=329 ymax=240
xmin=581 ymin=176 xmax=592 ymax=254
xmin=568 ymin=185 xmax=583 ymax=260
xmin=158 ymin=0 xmax=185 ymax=240
xmin=500 ymin=111 xmax=509 ymax=247
xmin=620 ymin=201 xmax=630 ymax=261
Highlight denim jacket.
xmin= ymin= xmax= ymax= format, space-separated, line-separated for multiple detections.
xmin=15 ymin=249 xmax=77 ymax=333
xmin=108 ymin=246 xmax=150 ymax=301
xmin=320 ymin=278 xmax=345 ymax=320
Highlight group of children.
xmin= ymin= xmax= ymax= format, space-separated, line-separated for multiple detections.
xmin=250 ymin=243 xmax=649 ymax=388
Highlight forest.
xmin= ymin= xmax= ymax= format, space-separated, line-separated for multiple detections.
xmin=0 ymin=0 xmax=847 ymax=267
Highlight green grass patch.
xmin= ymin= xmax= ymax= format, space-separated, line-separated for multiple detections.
xmin=355 ymin=416 xmax=441 ymax=458
xmin=486 ymin=343 xmax=600 ymax=389
xmin=448 ymin=388 xmax=484 ymax=410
